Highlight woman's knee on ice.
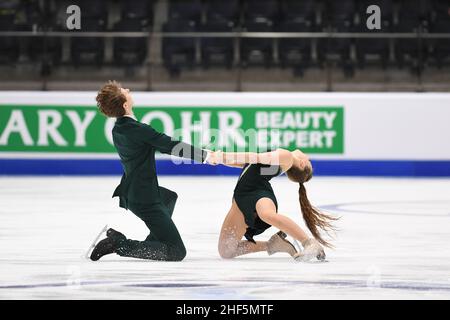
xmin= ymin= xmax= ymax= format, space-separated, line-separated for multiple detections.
xmin=218 ymin=238 xmax=238 ymax=259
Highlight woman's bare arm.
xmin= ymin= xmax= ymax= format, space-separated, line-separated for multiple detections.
xmin=256 ymin=198 xmax=309 ymax=244
xmin=211 ymin=149 xmax=294 ymax=171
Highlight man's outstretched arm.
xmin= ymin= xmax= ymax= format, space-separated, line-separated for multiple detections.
xmin=140 ymin=124 xmax=210 ymax=163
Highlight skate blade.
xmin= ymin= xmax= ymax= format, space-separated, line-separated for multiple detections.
xmin=294 ymin=253 xmax=315 ymax=262
xmin=83 ymin=224 xmax=108 ymax=260
xmin=306 ymin=259 xmax=329 ymax=263
xmin=292 ymin=239 xmax=328 ymax=263
xmin=294 ymin=255 xmax=329 ymax=263
xmin=292 ymin=239 xmax=302 ymax=253
xmin=293 ymin=250 xmax=328 ymax=263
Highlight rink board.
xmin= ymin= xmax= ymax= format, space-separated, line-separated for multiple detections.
xmin=0 ymin=159 xmax=449 ymax=176
xmin=0 ymin=92 xmax=449 ymax=176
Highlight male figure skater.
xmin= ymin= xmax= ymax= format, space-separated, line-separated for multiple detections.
xmin=89 ymin=81 xmax=212 ymax=261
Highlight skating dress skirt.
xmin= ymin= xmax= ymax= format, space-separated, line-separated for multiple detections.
xmin=233 ymin=163 xmax=283 ymax=243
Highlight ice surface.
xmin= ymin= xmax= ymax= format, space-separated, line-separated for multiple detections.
xmin=0 ymin=176 xmax=449 ymax=299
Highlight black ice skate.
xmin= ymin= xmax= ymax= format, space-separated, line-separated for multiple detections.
xmin=90 ymin=237 xmax=117 ymax=261
xmin=85 ymin=224 xmax=108 ymax=260
xmin=106 ymin=228 xmax=126 ymax=242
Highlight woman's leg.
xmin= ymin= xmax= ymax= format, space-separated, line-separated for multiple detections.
xmin=218 ymin=199 xmax=268 ymax=259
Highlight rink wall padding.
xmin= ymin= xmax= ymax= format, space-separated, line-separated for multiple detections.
xmin=1 ymin=159 xmax=449 ymax=177
xmin=1 ymin=92 xmax=450 ymax=177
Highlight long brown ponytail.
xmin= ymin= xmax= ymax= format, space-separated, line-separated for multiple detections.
xmin=299 ymin=183 xmax=338 ymax=248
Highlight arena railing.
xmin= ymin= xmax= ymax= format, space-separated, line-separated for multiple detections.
xmin=0 ymin=31 xmax=449 ymax=91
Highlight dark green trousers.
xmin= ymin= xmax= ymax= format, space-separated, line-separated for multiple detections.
xmin=115 ymin=187 xmax=186 ymax=261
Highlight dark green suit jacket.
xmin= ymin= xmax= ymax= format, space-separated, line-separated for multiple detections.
xmin=112 ymin=116 xmax=207 ymax=209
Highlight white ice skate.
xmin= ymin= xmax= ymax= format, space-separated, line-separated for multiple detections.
xmin=293 ymin=238 xmax=326 ymax=262
xmin=84 ymin=224 xmax=108 ymax=260
xmin=267 ymin=231 xmax=298 ymax=257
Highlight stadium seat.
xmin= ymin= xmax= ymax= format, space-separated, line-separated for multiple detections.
xmin=430 ymin=1 xmax=450 ymax=68
xmin=72 ymin=0 xmax=108 ymax=24
xmin=398 ymin=0 xmax=432 ymax=28
xmin=433 ymin=0 xmax=450 ymax=20
xmin=430 ymin=21 xmax=450 ymax=68
xmin=162 ymin=20 xmax=197 ymax=76
xmin=394 ymin=20 xmax=425 ymax=74
xmin=394 ymin=0 xmax=431 ymax=74
xmin=244 ymin=0 xmax=279 ymax=25
xmin=28 ymin=32 xmax=63 ymax=67
xmin=278 ymin=20 xmax=313 ymax=76
xmin=317 ymin=25 xmax=354 ymax=77
xmin=201 ymin=21 xmax=234 ymax=69
xmin=120 ymin=0 xmax=154 ymax=28
xmin=21 ymin=0 xmax=43 ymax=30
xmin=318 ymin=0 xmax=355 ymax=77
xmin=281 ymin=0 xmax=316 ymax=26
xmin=326 ymin=0 xmax=355 ymax=26
xmin=51 ymin=0 xmax=108 ymax=67
xmin=354 ymin=0 xmax=393 ymax=69
xmin=113 ymin=18 xmax=148 ymax=66
xmin=7 ymin=0 xmax=61 ymax=75
xmin=241 ymin=21 xmax=274 ymax=68
xmin=70 ymin=18 xmax=106 ymax=67
xmin=205 ymin=0 xmax=240 ymax=25
xmin=0 ymin=0 xmax=20 ymax=13
xmin=0 ymin=1 xmax=21 ymax=64
xmin=168 ymin=0 xmax=202 ymax=25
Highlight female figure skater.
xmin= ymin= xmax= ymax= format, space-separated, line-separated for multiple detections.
xmin=209 ymin=148 xmax=337 ymax=262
